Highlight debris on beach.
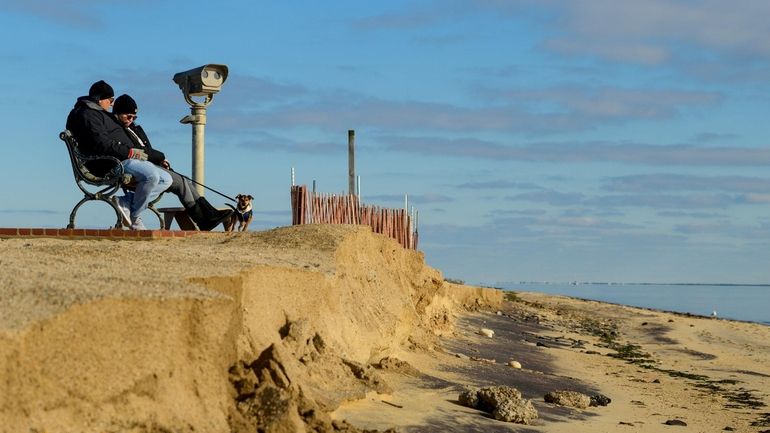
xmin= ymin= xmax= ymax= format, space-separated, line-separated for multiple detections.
xmin=458 ymin=386 xmax=538 ymax=424
xmin=479 ymin=328 xmax=495 ymax=338
xmin=589 ymin=393 xmax=612 ymax=407
xmin=544 ymin=390 xmax=592 ymax=409
xmin=664 ymin=419 xmax=688 ymax=426
xmin=508 ymin=360 xmax=522 ymax=369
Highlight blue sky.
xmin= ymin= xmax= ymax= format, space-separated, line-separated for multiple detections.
xmin=2 ymin=1 xmax=770 ymax=285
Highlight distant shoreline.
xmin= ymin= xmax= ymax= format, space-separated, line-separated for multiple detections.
xmin=494 ymin=281 xmax=770 ymax=325
xmin=502 ymin=281 xmax=770 ymax=287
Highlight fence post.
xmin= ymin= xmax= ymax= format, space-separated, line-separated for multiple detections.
xmin=348 ymin=130 xmax=356 ymax=196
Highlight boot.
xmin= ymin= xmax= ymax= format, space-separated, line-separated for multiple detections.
xmin=186 ymin=197 xmax=233 ymax=231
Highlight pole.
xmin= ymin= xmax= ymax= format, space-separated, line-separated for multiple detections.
xmin=348 ymin=129 xmax=355 ymax=196
xmin=191 ymin=104 xmax=207 ymax=196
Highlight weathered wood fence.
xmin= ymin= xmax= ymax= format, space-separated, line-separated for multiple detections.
xmin=291 ymin=185 xmax=418 ymax=250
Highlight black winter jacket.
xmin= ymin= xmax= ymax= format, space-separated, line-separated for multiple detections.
xmin=125 ymin=123 xmax=160 ymax=155
xmin=65 ymin=96 xmax=165 ymax=176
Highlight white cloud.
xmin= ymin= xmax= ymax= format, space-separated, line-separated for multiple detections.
xmin=605 ymin=174 xmax=770 ymax=193
xmin=381 ymin=136 xmax=770 ymax=166
xmin=488 ymin=0 xmax=770 ymax=64
xmin=744 ymin=193 xmax=770 ymax=204
xmin=0 ymin=0 xmax=128 ymax=30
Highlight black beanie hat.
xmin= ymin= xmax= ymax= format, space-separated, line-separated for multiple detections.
xmin=113 ymin=94 xmax=138 ymax=115
xmin=88 ymin=80 xmax=114 ymax=100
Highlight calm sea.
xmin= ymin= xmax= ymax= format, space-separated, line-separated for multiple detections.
xmin=499 ymin=283 xmax=770 ymax=325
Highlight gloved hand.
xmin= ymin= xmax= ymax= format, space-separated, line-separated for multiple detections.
xmin=147 ymin=148 xmax=166 ymax=165
xmin=128 ymin=148 xmax=148 ymax=161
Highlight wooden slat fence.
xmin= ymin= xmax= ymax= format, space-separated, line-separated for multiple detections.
xmin=291 ymin=185 xmax=418 ymax=250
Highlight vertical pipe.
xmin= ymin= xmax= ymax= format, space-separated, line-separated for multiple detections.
xmin=191 ymin=105 xmax=207 ymax=196
xmin=348 ymin=130 xmax=355 ymax=195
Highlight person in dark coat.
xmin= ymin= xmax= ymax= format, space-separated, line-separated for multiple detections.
xmin=66 ymin=81 xmax=171 ymax=229
xmin=112 ymin=94 xmax=233 ymax=231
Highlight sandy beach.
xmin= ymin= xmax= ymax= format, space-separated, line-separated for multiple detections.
xmin=1 ymin=225 xmax=768 ymax=432
xmin=335 ymin=292 xmax=770 ymax=432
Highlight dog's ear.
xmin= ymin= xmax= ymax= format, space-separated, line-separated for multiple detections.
xmin=248 ymin=195 xmax=254 ymax=200
xmin=236 ymin=194 xmax=242 ymax=199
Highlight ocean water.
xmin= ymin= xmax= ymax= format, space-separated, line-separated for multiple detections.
xmin=500 ymin=283 xmax=770 ymax=325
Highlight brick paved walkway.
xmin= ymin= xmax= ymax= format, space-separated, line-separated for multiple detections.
xmin=0 ymin=227 xmax=201 ymax=240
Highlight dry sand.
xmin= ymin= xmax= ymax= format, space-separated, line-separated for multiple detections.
xmin=1 ymin=225 xmax=768 ymax=432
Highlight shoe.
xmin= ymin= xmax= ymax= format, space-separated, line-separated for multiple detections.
xmin=111 ymin=195 xmax=132 ymax=228
xmin=131 ymin=216 xmax=146 ymax=231
xmin=186 ymin=197 xmax=234 ymax=231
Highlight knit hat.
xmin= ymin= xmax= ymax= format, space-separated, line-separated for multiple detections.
xmin=88 ymin=80 xmax=114 ymax=100
xmin=113 ymin=94 xmax=138 ymax=115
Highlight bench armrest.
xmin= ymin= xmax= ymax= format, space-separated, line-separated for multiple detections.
xmin=77 ymin=154 xmax=126 ymax=184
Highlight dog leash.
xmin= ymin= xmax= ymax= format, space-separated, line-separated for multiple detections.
xmin=168 ymin=168 xmax=237 ymax=202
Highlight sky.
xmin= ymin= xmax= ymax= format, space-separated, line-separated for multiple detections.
xmin=1 ymin=1 xmax=770 ymax=285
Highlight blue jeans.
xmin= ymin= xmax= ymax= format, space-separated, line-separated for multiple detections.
xmin=121 ymin=159 xmax=172 ymax=219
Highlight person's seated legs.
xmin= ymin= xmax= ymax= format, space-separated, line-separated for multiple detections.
xmin=163 ymin=169 xmax=232 ymax=231
xmin=119 ymin=160 xmax=172 ymax=230
xmin=113 ymin=190 xmax=134 ymax=228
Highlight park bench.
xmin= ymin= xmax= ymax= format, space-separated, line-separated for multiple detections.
xmin=59 ymin=130 xmax=163 ymax=229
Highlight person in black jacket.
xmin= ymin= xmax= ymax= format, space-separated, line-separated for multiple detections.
xmin=66 ymin=81 xmax=172 ymax=230
xmin=112 ymin=94 xmax=232 ymax=231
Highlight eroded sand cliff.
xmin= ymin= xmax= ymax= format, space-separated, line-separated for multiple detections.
xmin=0 ymin=225 xmax=501 ymax=432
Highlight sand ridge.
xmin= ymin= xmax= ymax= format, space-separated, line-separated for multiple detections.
xmin=0 ymin=225 xmax=502 ymax=432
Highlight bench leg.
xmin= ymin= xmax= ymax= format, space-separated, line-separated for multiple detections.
xmin=69 ymin=197 xmax=122 ymax=229
xmin=147 ymin=205 xmax=164 ymax=229
xmin=67 ymin=204 xmax=79 ymax=229
xmin=147 ymin=193 xmax=165 ymax=229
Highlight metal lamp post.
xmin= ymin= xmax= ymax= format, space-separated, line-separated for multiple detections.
xmin=172 ymin=64 xmax=229 ymax=195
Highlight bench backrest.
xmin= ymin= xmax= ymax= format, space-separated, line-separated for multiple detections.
xmin=59 ymin=130 xmax=121 ymax=186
